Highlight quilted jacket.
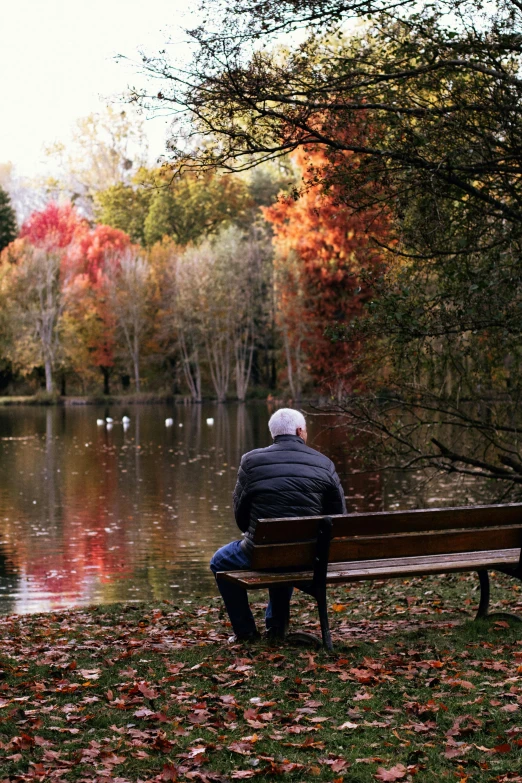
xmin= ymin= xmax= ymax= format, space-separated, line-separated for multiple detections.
xmin=233 ymin=434 xmax=347 ymax=555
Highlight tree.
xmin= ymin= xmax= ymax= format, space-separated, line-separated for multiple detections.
xmin=264 ymin=144 xmax=388 ymax=396
xmin=63 ymin=225 xmax=132 ymax=394
xmin=93 ymin=181 xmax=151 ymax=245
xmin=160 ymin=225 xmax=271 ymax=401
xmin=0 ymin=186 xmax=17 ymax=252
xmin=135 ymin=0 xmax=522 ymax=252
xmin=132 ymin=0 xmax=522 ymax=491
xmin=45 ymin=107 xmax=148 ymax=218
xmin=1 ymin=204 xmax=88 ymax=393
xmin=170 ymin=245 xmax=204 ymax=401
xmin=96 ymin=167 xmax=252 ymax=247
xmin=229 ymin=227 xmax=272 ymax=401
xmin=105 ymin=247 xmax=155 ymax=392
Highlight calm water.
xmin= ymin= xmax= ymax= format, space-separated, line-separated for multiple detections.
xmin=0 ymin=402 xmax=487 ymax=614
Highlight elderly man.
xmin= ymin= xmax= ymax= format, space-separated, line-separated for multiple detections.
xmin=210 ymin=407 xmax=347 ymax=642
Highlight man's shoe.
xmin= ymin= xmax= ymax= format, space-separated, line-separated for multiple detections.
xmin=227 ymin=630 xmax=261 ymax=644
xmin=264 ymin=627 xmax=286 ymax=641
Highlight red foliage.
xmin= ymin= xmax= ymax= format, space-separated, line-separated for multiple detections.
xmin=12 ymin=202 xmax=134 ymax=386
xmin=264 ymin=144 xmax=388 ymax=393
xmin=76 ymin=224 xmax=131 ymax=283
xmin=20 ymin=202 xmax=87 ymax=252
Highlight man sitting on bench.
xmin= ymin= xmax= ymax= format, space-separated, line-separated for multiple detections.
xmin=210 ymin=407 xmax=347 ymax=643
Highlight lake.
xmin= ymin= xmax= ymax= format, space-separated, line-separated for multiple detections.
xmin=0 ymin=402 xmax=487 ymax=614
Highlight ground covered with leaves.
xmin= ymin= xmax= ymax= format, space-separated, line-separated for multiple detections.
xmin=1 ymin=573 xmax=522 ymax=783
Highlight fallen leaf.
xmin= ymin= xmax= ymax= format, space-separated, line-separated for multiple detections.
xmin=374 ymin=763 xmax=408 ymax=781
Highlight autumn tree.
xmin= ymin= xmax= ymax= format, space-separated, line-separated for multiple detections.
xmin=171 ymin=246 xmax=204 ymax=401
xmin=160 ymin=225 xmax=271 ymax=401
xmin=129 ymin=0 xmax=522 ymax=490
xmin=105 ymin=247 xmax=155 ymax=393
xmin=264 ymin=144 xmax=387 ymax=397
xmin=0 ymin=204 xmax=88 ymax=393
xmin=93 ymin=181 xmax=150 ymax=245
xmin=63 ymin=225 xmax=132 ymax=394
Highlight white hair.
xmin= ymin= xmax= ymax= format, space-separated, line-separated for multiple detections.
xmin=268 ymin=408 xmax=306 ymax=438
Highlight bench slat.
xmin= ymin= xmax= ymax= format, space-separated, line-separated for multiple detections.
xmin=253 ymin=503 xmax=522 ymax=544
xmin=249 ymin=525 xmax=522 ymax=570
xmin=219 ymin=548 xmax=521 ymax=589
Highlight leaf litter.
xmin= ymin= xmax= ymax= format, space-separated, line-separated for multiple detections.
xmin=0 ymin=572 xmax=521 ymax=781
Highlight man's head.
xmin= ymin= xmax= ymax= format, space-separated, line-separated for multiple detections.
xmin=268 ymin=408 xmax=307 ymax=442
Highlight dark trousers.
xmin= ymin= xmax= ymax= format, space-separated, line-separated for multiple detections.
xmin=210 ymin=540 xmax=293 ymax=637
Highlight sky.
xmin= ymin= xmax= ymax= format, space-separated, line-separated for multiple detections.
xmin=0 ymin=0 xmax=198 ymax=177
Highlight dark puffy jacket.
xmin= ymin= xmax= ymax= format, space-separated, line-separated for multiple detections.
xmin=233 ymin=434 xmax=347 ymax=555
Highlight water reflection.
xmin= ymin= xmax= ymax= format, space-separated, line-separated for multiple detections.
xmin=0 ymin=402 xmax=492 ymax=614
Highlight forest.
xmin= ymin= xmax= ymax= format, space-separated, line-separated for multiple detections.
xmin=0 ymin=108 xmax=381 ymax=404
xmin=2 ymin=0 xmax=522 ymax=491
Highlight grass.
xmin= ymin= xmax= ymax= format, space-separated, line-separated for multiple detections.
xmin=0 ymin=572 xmax=521 ymax=782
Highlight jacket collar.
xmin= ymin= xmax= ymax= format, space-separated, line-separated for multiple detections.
xmin=273 ymin=434 xmax=305 ymax=444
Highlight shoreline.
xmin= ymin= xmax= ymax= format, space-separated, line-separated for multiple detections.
xmin=0 ymin=394 xmax=323 ymax=407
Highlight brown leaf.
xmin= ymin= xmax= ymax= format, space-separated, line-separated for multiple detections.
xmin=493 ymin=743 xmax=512 ymax=753
xmin=138 ymin=682 xmax=159 ymax=700
xmin=161 ymin=763 xmax=179 ymax=781
xmin=374 ymin=763 xmax=408 ymax=781
xmin=227 ymin=741 xmax=252 ymax=755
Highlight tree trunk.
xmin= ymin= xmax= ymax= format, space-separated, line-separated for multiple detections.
xmin=44 ymin=359 xmax=53 ymax=394
xmin=133 ymin=333 xmax=140 ymax=392
xmin=101 ymin=366 xmax=111 ymax=396
xmin=283 ymin=327 xmax=296 ymax=400
xmin=206 ymin=337 xmax=230 ymax=402
xmin=179 ymin=335 xmax=202 ymax=402
xmin=234 ymin=325 xmax=255 ymax=402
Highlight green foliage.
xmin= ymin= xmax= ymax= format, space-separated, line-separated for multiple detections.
xmin=96 ymin=168 xmax=252 ymax=247
xmin=94 ymin=181 xmax=151 ymax=244
xmin=0 ymin=186 xmax=17 ymax=252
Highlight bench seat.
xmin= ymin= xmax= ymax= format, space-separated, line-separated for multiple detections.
xmin=219 ymin=547 xmax=521 ymax=589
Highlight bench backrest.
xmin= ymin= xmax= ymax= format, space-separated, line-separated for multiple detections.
xmin=249 ymin=503 xmax=522 ymax=570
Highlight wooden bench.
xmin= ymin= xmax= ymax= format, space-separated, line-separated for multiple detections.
xmin=217 ymin=503 xmax=522 ymax=650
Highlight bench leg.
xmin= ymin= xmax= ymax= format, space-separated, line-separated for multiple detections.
xmin=284 ymin=586 xmax=333 ymax=650
xmin=285 ymin=516 xmax=334 ymax=651
xmin=475 ymin=570 xmax=490 ymax=620
xmin=475 ymin=569 xmax=522 ymax=623
xmin=316 ymin=588 xmax=333 ymax=652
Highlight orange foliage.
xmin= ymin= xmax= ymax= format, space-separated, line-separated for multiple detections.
xmin=264 ymin=144 xmax=388 ymax=393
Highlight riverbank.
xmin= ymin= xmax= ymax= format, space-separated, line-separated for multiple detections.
xmin=0 ymin=393 xmax=186 ymax=406
xmin=1 ymin=575 xmax=521 ymax=782
xmin=0 ymin=392 xmax=293 ymax=407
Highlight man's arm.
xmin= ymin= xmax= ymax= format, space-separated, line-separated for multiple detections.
xmin=233 ymin=458 xmax=252 ymax=532
xmin=323 ymin=464 xmax=348 ymax=515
